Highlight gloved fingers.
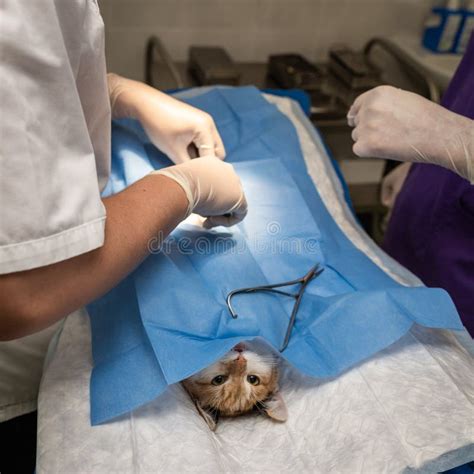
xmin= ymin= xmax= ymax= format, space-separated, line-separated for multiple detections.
xmin=168 ymin=136 xmax=216 ymax=164
xmin=203 ymin=216 xmax=231 ymax=228
xmin=211 ymin=125 xmax=226 ymax=160
xmin=202 ymin=212 xmax=245 ymax=228
xmin=202 ymin=194 xmax=248 ymax=228
xmin=169 ymin=146 xmax=194 ymax=165
xmin=349 ymin=85 xmax=474 ymax=180
xmin=353 ymin=133 xmax=388 ymax=159
xmin=347 ymin=90 xmax=369 ymax=125
xmin=351 ymin=114 xmax=391 ymax=159
xmin=348 ymin=109 xmax=364 ymax=128
xmin=155 ymin=156 xmax=248 ymax=227
xmin=353 ymin=140 xmax=369 ymax=158
xmin=347 ymin=106 xmax=361 ymax=127
xmin=347 ymin=113 xmax=357 ymax=128
xmin=351 ymin=126 xmax=368 ymax=157
xmin=351 ymin=126 xmax=373 ymax=158
xmin=193 ymin=124 xmax=221 ymax=159
xmin=351 ymin=126 xmax=359 ymax=143
xmin=193 ymin=128 xmax=214 ymax=157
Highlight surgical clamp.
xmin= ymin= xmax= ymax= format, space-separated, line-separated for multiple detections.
xmin=226 ymin=264 xmax=324 ymax=352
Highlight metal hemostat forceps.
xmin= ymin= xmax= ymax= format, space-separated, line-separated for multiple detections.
xmin=226 ymin=264 xmax=324 ymax=352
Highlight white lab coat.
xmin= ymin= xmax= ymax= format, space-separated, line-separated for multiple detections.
xmin=0 ymin=0 xmax=110 ymax=421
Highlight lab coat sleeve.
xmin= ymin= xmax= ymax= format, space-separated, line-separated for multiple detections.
xmin=0 ymin=1 xmax=108 ymax=274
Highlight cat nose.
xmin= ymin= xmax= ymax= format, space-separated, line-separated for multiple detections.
xmin=233 ymin=343 xmax=246 ymax=353
xmin=234 ymin=354 xmax=247 ymax=373
xmin=233 ymin=353 xmax=247 ymax=365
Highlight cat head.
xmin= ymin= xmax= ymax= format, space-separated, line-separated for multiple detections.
xmin=182 ymin=341 xmax=287 ymax=431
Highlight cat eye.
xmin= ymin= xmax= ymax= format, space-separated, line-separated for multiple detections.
xmin=247 ymin=375 xmax=260 ymax=386
xmin=211 ymin=375 xmax=228 ymax=386
xmin=226 ymin=264 xmax=324 ymax=352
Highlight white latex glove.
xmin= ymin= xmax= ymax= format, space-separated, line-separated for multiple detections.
xmin=152 ymin=156 xmax=247 ymax=228
xmin=380 ymin=162 xmax=412 ymax=209
xmin=108 ymin=74 xmax=226 ymax=164
xmin=347 ymin=85 xmax=474 ymax=184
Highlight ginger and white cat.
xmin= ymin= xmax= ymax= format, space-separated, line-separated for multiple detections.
xmin=182 ymin=340 xmax=287 ymax=431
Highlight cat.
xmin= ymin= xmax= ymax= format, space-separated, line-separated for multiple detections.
xmin=182 ymin=340 xmax=287 ymax=431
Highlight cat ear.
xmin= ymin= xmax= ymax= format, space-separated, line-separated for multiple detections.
xmin=194 ymin=401 xmax=219 ymax=431
xmin=263 ymin=391 xmax=288 ymax=422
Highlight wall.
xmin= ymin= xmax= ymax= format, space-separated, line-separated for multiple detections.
xmin=98 ymin=0 xmax=434 ymax=81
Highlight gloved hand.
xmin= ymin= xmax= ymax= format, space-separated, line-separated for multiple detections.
xmin=380 ymin=162 xmax=412 ymax=209
xmin=347 ymin=85 xmax=474 ymax=183
xmin=108 ymin=73 xmax=225 ymax=164
xmin=152 ymin=156 xmax=247 ymax=228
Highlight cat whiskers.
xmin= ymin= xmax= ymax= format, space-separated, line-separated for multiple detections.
xmin=207 ymin=406 xmax=220 ymax=417
xmin=254 ymin=399 xmax=267 ymax=414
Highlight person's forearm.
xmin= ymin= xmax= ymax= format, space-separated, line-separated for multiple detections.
xmin=0 ymin=174 xmax=188 ymax=340
xmin=409 ymin=110 xmax=474 ymax=182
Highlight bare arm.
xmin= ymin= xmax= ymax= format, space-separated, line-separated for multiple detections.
xmin=0 ymin=175 xmax=188 ymax=340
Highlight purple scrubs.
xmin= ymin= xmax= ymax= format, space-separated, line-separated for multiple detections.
xmin=383 ymin=33 xmax=474 ymax=336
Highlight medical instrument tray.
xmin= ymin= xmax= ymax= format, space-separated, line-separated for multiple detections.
xmin=188 ymin=46 xmax=240 ymax=86
xmin=329 ymin=46 xmax=381 ymax=89
xmin=268 ymin=53 xmax=323 ymax=91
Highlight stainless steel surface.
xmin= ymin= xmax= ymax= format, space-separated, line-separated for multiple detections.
xmin=364 ymin=37 xmax=441 ymax=103
xmin=146 ymin=36 xmax=185 ymax=88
